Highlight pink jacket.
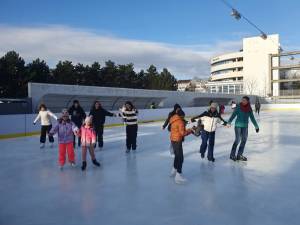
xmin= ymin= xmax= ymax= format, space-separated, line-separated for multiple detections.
xmin=79 ymin=126 xmax=96 ymax=147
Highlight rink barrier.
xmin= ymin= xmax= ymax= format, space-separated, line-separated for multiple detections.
xmin=0 ymin=107 xmax=212 ymax=140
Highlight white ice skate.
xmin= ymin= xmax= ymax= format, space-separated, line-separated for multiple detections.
xmin=175 ymin=172 xmax=187 ymax=184
xmin=170 ymin=168 xmax=176 ymax=177
xmin=40 ymin=143 xmax=45 ymax=149
xmin=71 ymin=163 xmax=76 ymax=167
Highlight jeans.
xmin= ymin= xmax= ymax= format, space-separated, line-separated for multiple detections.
xmin=230 ymin=127 xmax=248 ymax=157
xmin=200 ymin=131 xmax=215 ymax=160
xmin=126 ymin=124 xmax=138 ymax=150
xmin=40 ymin=125 xmax=54 ymax=143
xmin=171 ymin=141 xmax=184 ymax=173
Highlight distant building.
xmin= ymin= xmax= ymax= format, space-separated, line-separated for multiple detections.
xmin=177 ymin=79 xmax=192 ymax=92
xmin=177 ymin=79 xmax=208 ymax=92
xmin=208 ymin=34 xmax=280 ymax=97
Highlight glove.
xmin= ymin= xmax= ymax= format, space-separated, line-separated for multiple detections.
xmin=256 ymin=128 xmax=259 ymax=133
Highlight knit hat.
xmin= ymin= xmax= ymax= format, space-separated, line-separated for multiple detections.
xmin=210 ymin=102 xmax=218 ymax=109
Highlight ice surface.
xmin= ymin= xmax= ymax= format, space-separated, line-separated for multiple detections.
xmin=0 ymin=111 xmax=300 ymax=225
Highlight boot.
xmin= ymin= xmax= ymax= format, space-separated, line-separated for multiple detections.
xmin=170 ymin=167 xmax=176 ymax=177
xmin=175 ymin=172 xmax=186 ymax=184
xmin=81 ymin=161 xmax=87 ymax=171
xmin=230 ymin=155 xmax=237 ymax=161
xmin=237 ymin=155 xmax=247 ymax=161
xmin=200 ymin=152 xmax=205 ymax=159
xmin=208 ymin=157 xmax=215 ymax=162
xmin=92 ymin=159 xmax=100 ymax=167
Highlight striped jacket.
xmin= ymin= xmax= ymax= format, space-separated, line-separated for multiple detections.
xmin=119 ymin=107 xmax=138 ymax=125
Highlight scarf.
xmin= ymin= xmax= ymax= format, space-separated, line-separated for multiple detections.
xmin=240 ymin=102 xmax=251 ymax=113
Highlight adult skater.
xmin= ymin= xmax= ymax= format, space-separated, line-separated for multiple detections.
xmin=89 ymin=101 xmax=116 ymax=150
xmin=255 ymin=98 xmax=261 ymax=115
xmin=228 ymin=96 xmax=259 ymax=161
xmin=68 ymin=100 xmax=86 ymax=147
xmin=191 ymin=102 xmax=227 ymax=162
xmin=119 ymin=101 xmax=138 ymax=153
xmin=169 ymin=108 xmax=193 ymax=184
xmin=162 ymin=103 xmax=182 ymax=131
xmin=33 ymin=104 xmax=57 ymax=148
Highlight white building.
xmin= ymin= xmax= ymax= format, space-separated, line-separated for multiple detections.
xmin=177 ymin=79 xmax=191 ymax=92
xmin=208 ymin=34 xmax=280 ymax=96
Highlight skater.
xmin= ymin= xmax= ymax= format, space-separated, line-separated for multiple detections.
xmin=169 ymin=108 xmax=193 ymax=184
xmin=191 ymin=102 xmax=227 ymax=162
xmin=231 ymin=100 xmax=237 ymax=110
xmin=119 ymin=101 xmax=138 ymax=153
xmin=33 ymin=104 xmax=58 ymax=148
xmin=255 ymin=98 xmax=261 ymax=115
xmin=162 ymin=103 xmax=183 ymax=131
xmin=228 ymin=96 xmax=259 ymax=161
xmin=68 ymin=100 xmax=86 ymax=147
xmin=78 ymin=116 xmax=101 ymax=171
xmin=49 ymin=109 xmax=78 ymax=170
xmin=89 ymin=101 xmax=116 ymax=150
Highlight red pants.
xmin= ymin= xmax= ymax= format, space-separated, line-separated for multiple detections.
xmin=58 ymin=143 xmax=75 ymax=166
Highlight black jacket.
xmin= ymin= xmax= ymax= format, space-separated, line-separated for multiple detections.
xmin=68 ymin=105 xmax=86 ymax=127
xmin=89 ymin=107 xmax=114 ymax=126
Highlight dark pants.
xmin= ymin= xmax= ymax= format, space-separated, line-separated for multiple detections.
xmin=200 ymin=131 xmax=215 ymax=160
xmin=126 ymin=124 xmax=138 ymax=150
xmin=255 ymin=108 xmax=260 ymax=115
xmin=172 ymin=141 xmax=184 ymax=173
xmin=94 ymin=125 xmax=104 ymax=147
xmin=231 ymin=127 xmax=248 ymax=157
xmin=40 ymin=125 xmax=54 ymax=143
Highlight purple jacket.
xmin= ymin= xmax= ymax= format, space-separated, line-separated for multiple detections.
xmin=50 ymin=121 xmax=78 ymax=144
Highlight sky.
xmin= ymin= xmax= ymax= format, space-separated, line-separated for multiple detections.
xmin=0 ymin=0 xmax=299 ymax=79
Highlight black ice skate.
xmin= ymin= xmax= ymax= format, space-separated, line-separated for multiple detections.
xmin=81 ymin=161 xmax=87 ymax=171
xmin=230 ymin=155 xmax=237 ymax=161
xmin=237 ymin=155 xmax=247 ymax=161
xmin=92 ymin=159 xmax=100 ymax=167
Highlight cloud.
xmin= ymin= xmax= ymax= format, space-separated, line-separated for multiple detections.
xmin=0 ymin=25 xmax=241 ymax=79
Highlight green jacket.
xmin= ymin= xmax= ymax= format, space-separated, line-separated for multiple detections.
xmin=228 ymin=105 xmax=259 ymax=129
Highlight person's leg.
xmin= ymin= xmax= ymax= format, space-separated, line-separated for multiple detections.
xmin=40 ymin=126 xmax=47 ymax=143
xmin=66 ymin=142 xmax=75 ymax=164
xmin=47 ymin=125 xmax=54 ymax=143
xmin=200 ymin=131 xmax=209 ymax=156
xmin=177 ymin=142 xmax=184 ymax=174
xmin=88 ymin=145 xmax=100 ymax=166
xmin=207 ymin=132 xmax=215 ymax=161
xmin=126 ymin=125 xmax=131 ymax=150
xmin=81 ymin=146 xmax=87 ymax=170
xmin=98 ymin=125 xmax=104 ymax=148
xmin=132 ymin=125 xmax=138 ymax=150
xmin=237 ymin=128 xmax=248 ymax=156
xmin=58 ymin=143 xmax=67 ymax=166
xmin=230 ymin=127 xmax=242 ymax=157
xmin=78 ymin=136 xmax=81 ymax=147
xmin=172 ymin=141 xmax=179 ymax=171
xmin=73 ymin=135 xmax=76 ymax=148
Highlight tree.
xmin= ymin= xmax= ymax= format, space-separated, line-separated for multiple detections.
xmin=26 ymin=58 xmax=51 ymax=83
xmin=53 ymin=61 xmax=75 ymax=85
xmin=0 ymin=51 xmax=26 ymax=97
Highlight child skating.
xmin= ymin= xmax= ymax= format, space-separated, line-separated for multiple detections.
xmin=49 ymin=109 xmax=79 ymax=170
xmin=33 ymin=104 xmax=58 ymax=148
xmin=191 ymin=102 xmax=227 ymax=162
xmin=79 ymin=116 xmax=101 ymax=171
xmin=169 ymin=108 xmax=193 ymax=184
xmin=119 ymin=101 xmax=138 ymax=153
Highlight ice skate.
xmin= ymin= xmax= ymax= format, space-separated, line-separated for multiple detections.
xmin=175 ymin=172 xmax=186 ymax=184
xmin=59 ymin=166 xmax=64 ymax=170
xmin=170 ymin=167 xmax=176 ymax=177
xmin=92 ymin=159 xmax=100 ymax=167
xmin=81 ymin=161 xmax=87 ymax=171
xmin=237 ymin=155 xmax=247 ymax=161
xmin=40 ymin=143 xmax=45 ymax=149
xmin=126 ymin=149 xmax=130 ymax=153
xmin=208 ymin=157 xmax=215 ymax=162
xmin=71 ymin=162 xmax=76 ymax=167
xmin=230 ymin=155 xmax=237 ymax=161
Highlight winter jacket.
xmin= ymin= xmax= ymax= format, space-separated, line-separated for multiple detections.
xmin=228 ymin=104 xmax=259 ymax=129
xmin=34 ymin=110 xmax=57 ymax=126
xmin=79 ymin=126 xmax=97 ymax=147
xmin=50 ymin=120 xmax=78 ymax=144
xmin=119 ymin=107 xmax=138 ymax=125
xmin=89 ymin=107 xmax=114 ymax=127
xmin=191 ymin=110 xmax=227 ymax=132
xmin=68 ymin=105 xmax=86 ymax=127
xmin=169 ymin=115 xmax=192 ymax=142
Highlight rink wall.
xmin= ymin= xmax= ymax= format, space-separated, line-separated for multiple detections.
xmin=0 ymin=107 xmax=212 ymax=139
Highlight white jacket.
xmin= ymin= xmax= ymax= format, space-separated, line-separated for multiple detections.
xmin=192 ymin=110 xmax=227 ymax=132
xmin=34 ymin=110 xmax=57 ymax=126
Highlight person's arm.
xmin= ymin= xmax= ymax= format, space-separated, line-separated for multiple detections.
xmin=249 ymin=110 xmax=259 ymax=130
xmin=49 ymin=123 xmax=59 ymax=135
xmin=33 ymin=112 xmax=41 ymax=124
xmin=104 ymin=109 xmax=114 ymax=117
xmin=228 ymin=108 xmax=238 ymax=124
xmin=178 ymin=120 xmax=192 ymax=137
xmin=162 ymin=115 xmax=171 ymax=129
xmin=48 ymin=111 xmax=58 ymax=120
xmin=191 ymin=112 xmax=206 ymax=122
xmin=217 ymin=113 xmax=227 ymax=125
xmin=82 ymin=108 xmax=86 ymax=119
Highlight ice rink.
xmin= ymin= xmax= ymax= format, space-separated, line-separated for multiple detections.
xmin=0 ymin=110 xmax=300 ymax=225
